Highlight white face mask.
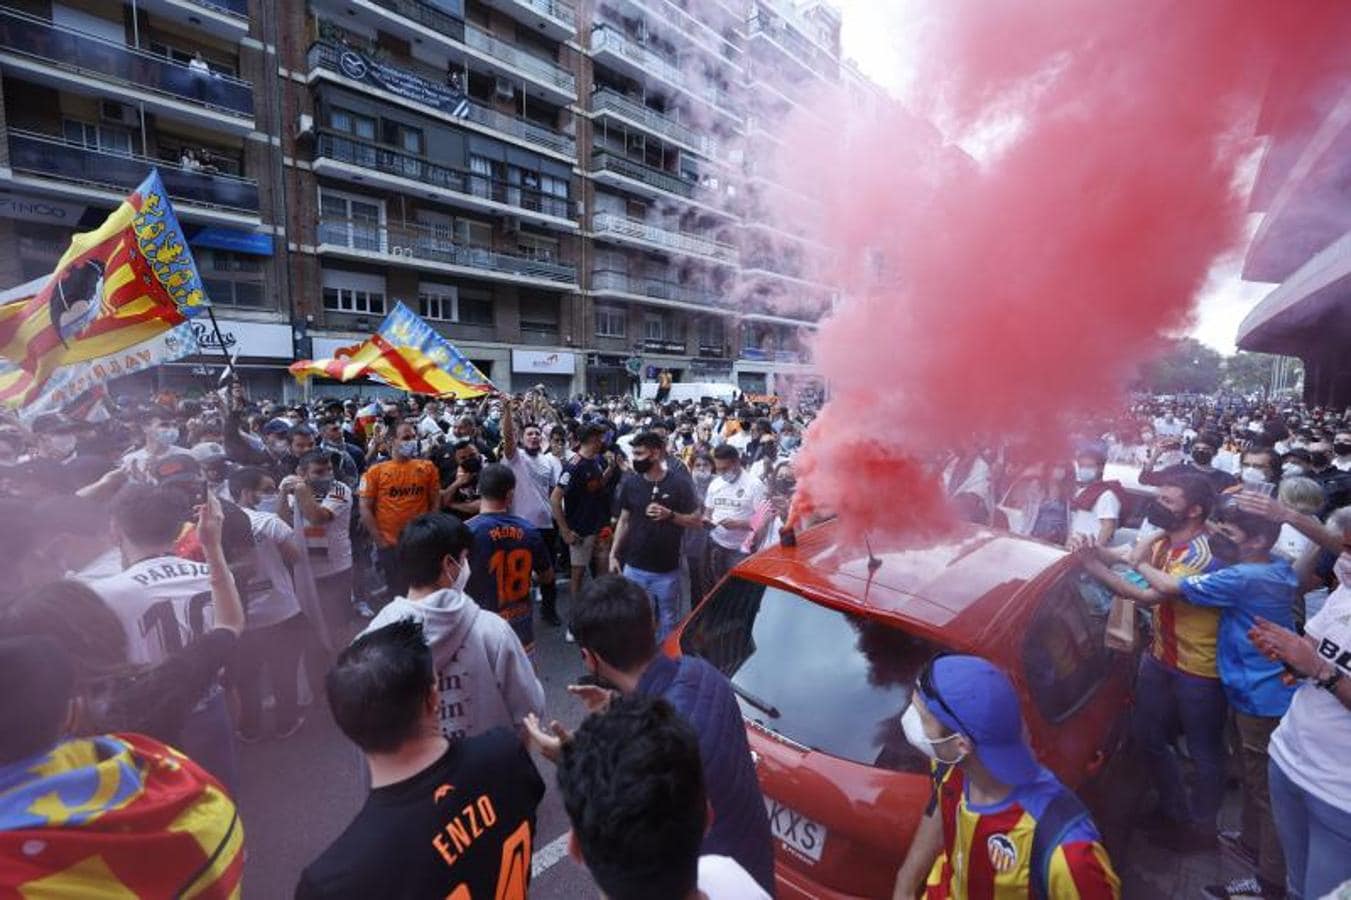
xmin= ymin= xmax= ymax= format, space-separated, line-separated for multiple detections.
xmin=1240 ymin=466 xmax=1269 ymax=486
xmin=1074 ymin=464 xmax=1099 ymax=483
xmin=1282 ymin=462 xmax=1307 ymax=478
xmin=255 ymin=493 xmax=280 ymax=514
xmin=900 ymin=702 xmax=966 ymax=764
xmin=48 ymin=434 xmax=77 ymax=456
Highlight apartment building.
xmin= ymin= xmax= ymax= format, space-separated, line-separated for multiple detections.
xmin=0 ymin=0 xmax=867 ymax=399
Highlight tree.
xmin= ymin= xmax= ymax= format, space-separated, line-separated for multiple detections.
xmin=1135 ymin=338 xmax=1223 ymax=394
xmin=1222 ymin=351 xmax=1303 ymax=397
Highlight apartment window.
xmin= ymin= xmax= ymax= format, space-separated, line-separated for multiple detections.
xmin=331 ymin=108 xmax=376 ymax=140
xmin=458 ymin=287 xmax=494 ymax=326
xmin=697 ymin=317 xmax=724 ymax=348
xmin=644 ymin=314 xmax=666 ymax=341
xmin=469 ymin=155 xmax=495 ymax=178
xmin=319 ymin=189 xmax=384 ymax=251
xmin=148 ymin=41 xmax=236 ymax=76
xmin=596 ymin=307 xmax=625 ymax=338
xmin=198 ymin=250 xmax=264 ymax=308
xmin=382 ymin=121 xmax=424 ymax=155
xmin=516 ymin=234 xmax=558 ymax=262
xmin=539 ymin=174 xmax=568 ymax=200
xmin=62 ymin=119 xmax=132 ymax=156
xmin=418 ymin=283 xmax=457 ymax=321
xmin=455 ymin=218 xmax=493 ymax=248
xmin=519 ymin=294 xmax=559 ymax=333
xmin=322 ymin=270 xmax=387 ymax=315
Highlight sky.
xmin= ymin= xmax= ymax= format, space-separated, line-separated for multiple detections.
xmin=831 ymin=0 xmax=1275 ymax=355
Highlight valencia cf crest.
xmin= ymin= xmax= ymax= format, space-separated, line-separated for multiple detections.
xmin=986 ymin=833 xmax=1018 ymax=873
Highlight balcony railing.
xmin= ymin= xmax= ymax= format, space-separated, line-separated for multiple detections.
xmin=509 ymin=0 xmax=575 ymax=29
xmin=464 ymin=25 xmax=575 ymax=92
xmin=591 ymin=149 xmax=694 ymax=199
xmin=591 ymin=269 xmax=726 ymax=307
xmin=317 ymin=215 xmax=577 ymax=284
xmin=315 ymin=131 xmax=573 ymax=220
xmin=7 ymin=130 xmax=260 ymax=213
xmin=591 ymin=212 xmax=738 ymax=263
xmin=369 ymin=0 xmax=467 ymax=41
xmin=192 ymin=0 xmax=250 ymax=17
xmin=741 ymin=347 xmax=807 ymax=363
xmin=591 ymin=88 xmax=715 ymax=156
xmin=306 ymin=43 xmax=574 ymax=156
xmin=0 ymin=7 xmax=254 ymax=117
xmin=589 ymin=25 xmax=735 ymax=112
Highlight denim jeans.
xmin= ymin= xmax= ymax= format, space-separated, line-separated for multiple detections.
xmin=1269 ymin=757 xmax=1351 ymax=900
xmin=1133 ymin=654 xmax=1228 ymax=827
xmin=623 ymin=565 xmax=681 ymax=642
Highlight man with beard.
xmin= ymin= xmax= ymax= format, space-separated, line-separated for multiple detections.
xmin=501 ymin=400 xmax=562 ymax=625
xmin=1141 ymin=431 xmax=1237 ymax=494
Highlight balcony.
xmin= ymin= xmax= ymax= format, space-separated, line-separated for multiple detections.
xmin=316 ymin=215 xmax=578 ymax=288
xmin=306 ymin=43 xmax=574 ymax=158
xmin=4 ymin=129 xmax=260 ymax=221
xmin=591 ymin=211 xmax=738 ymax=265
xmin=740 ymin=346 xmax=808 ymax=363
xmin=610 ymin=0 xmax=741 ymax=74
xmin=591 ymin=88 xmax=715 ymax=157
xmin=368 ymin=0 xmax=467 ymax=41
xmin=486 ymin=0 xmax=576 ymax=39
xmin=591 ymin=148 xmax=695 ymax=198
xmin=746 ymin=11 xmax=835 ymax=82
xmin=589 ymin=25 xmax=740 ymax=124
xmin=313 ymin=131 xmax=575 ymax=226
xmin=591 ymin=269 xmax=730 ymax=311
xmin=643 ymin=337 xmax=687 ymax=354
xmin=134 ymin=0 xmax=250 ymax=42
xmin=463 ymin=25 xmax=575 ymax=96
xmin=0 ymin=7 xmax=254 ymax=131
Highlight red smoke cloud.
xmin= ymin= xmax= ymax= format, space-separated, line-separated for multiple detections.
xmin=764 ymin=0 xmax=1350 ymax=540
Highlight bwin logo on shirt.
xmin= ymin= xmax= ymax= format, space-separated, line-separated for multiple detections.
xmin=986 ymin=833 xmax=1019 ymax=873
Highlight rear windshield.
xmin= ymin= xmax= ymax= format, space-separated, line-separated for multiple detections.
xmin=680 ymin=576 xmax=939 ymax=773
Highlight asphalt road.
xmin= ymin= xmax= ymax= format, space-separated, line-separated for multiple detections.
xmin=234 ymin=588 xmax=602 ymax=899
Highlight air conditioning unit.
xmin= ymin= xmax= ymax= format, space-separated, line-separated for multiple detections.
xmin=100 ymin=101 xmax=137 ymax=126
xmin=296 ymin=113 xmax=314 ymax=137
xmin=494 ymin=78 xmax=516 ymax=100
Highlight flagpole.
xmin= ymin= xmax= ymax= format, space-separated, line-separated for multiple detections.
xmin=204 ymin=305 xmax=236 ymax=381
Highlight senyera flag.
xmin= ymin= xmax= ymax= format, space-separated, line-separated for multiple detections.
xmin=0 ymin=169 xmax=210 ymax=415
xmin=290 ymin=302 xmax=495 ymax=398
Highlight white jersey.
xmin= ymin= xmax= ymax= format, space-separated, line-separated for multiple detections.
xmin=85 ymin=555 xmax=215 ymax=667
xmin=297 ymin=482 xmax=354 ymax=577
xmin=705 ymin=469 xmax=768 ymax=551
xmin=698 ymin=856 xmax=770 ymax=899
xmin=119 ymin=444 xmax=189 ymax=484
xmin=506 ymin=447 xmax=562 ymax=530
xmin=242 ymin=508 xmax=301 ymax=629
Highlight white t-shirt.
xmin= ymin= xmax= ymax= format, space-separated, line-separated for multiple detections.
xmin=1269 ymin=565 xmax=1351 ymax=811
xmin=705 ymin=469 xmax=768 ymax=551
xmin=298 ymin=482 xmax=354 ymax=577
xmin=85 ymin=554 xmax=214 ymax=666
xmin=1069 ymin=486 xmax=1122 ymax=541
xmin=119 ymin=444 xmax=189 ymax=484
xmin=417 ymin=414 xmax=446 ymax=441
xmin=506 ymin=447 xmax=562 ymax=530
xmin=698 ymin=855 xmax=770 ymax=899
xmin=242 ymin=508 xmax=301 ymax=628
xmin=1272 ymin=523 xmax=1313 ymax=563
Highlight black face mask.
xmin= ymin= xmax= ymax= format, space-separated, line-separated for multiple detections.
xmin=1334 ymin=442 xmax=1351 ymax=457
xmin=1190 ymin=449 xmax=1215 ymax=466
xmin=1207 ymin=531 xmax=1241 ymax=565
xmin=1145 ymin=499 xmax=1183 ymax=532
xmin=632 ymin=457 xmax=655 ymax=475
xmin=460 ymin=455 xmax=482 ymax=474
xmin=1309 ymin=451 xmax=1330 ymax=468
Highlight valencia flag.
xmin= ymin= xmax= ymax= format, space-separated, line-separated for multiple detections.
xmin=290 ymin=302 xmax=495 ymax=398
xmin=0 ymin=170 xmax=210 ymax=411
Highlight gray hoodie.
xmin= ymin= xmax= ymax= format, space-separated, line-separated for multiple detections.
xmin=361 ymin=588 xmax=545 ymax=740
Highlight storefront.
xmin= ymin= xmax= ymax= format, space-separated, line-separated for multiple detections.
xmin=159 ymin=318 xmax=296 ymax=399
xmin=511 ymin=349 xmax=578 ymax=397
xmin=586 ymin=353 xmax=635 ymax=398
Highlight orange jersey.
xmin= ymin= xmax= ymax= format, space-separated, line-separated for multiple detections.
xmin=1147 ymin=534 xmax=1221 ymax=678
xmin=359 ymin=458 xmax=441 ymax=547
xmin=924 ymin=765 xmax=1120 ymax=900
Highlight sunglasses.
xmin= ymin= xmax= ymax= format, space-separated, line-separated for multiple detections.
xmin=918 ymin=656 xmax=974 ymax=743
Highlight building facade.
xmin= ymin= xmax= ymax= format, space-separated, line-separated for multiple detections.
xmin=0 ymin=0 xmax=865 ymax=400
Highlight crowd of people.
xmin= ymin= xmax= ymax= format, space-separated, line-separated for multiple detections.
xmin=0 ymin=383 xmax=1348 ymax=900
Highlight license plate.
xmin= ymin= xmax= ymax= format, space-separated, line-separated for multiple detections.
xmin=764 ymin=796 xmax=827 ymax=864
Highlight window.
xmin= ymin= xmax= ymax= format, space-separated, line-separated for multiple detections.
xmin=697 ymin=317 xmax=723 ymax=349
xmin=539 ymin=174 xmax=568 ymax=199
xmin=596 ymin=306 xmax=625 ymax=338
xmin=331 ymin=108 xmax=376 ymax=140
xmin=516 ymin=233 xmax=558 ymax=262
xmin=458 ymin=287 xmax=494 ymax=325
xmin=680 ymin=578 xmax=939 ymax=774
xmin=454 ymin=218 xmax=493 ymax=248
xmin=1021 ymin=568 xmax=1114 ymax=723
xmin=322 ymin=270 xmax=387 ymax=315
xmin=519 ymin=294 xmax=558 ymax=333
xmin=319 ymin=190 xmax=384 ymax=251
xmin=418 ymin=283 xmax=457 ymax=321
xmin=62 ymin=119 xmax=132 ymax=156
xmin=382 ymin=121 xmax=424 ymax=155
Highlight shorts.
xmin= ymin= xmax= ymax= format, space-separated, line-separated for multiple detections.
xmin=568 ymin=533 xmax=597 ymax=567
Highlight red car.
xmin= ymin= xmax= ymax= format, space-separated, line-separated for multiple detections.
xmin=666 ymin=520 xmax=1138 ymax=899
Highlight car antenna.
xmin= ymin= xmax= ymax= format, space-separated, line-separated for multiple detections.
xmin=865 ymin=533 xmax=883 ymax=573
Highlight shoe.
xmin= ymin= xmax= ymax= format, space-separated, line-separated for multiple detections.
xmin=236 ymin=728 xmax=264 ymax=744
xmin=541 ymin=605 xmax=562 ymax=628
xmin=1217 ymin=830 xmax=1260 ymax=871
xmin=354 ymin=601 xmax=376 ymax=619
xmin=1201 ymin=876 xmax=1282 ymax=899
xmin=565 ymin=629 xmax=575 ymax=644
xmin=275 ymin=714 xmax=306 ymax=740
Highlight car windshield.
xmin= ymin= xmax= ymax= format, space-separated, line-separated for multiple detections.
xmin=680 ymin=576 xmax=939 ymax=773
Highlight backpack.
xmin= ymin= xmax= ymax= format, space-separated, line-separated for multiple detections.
xmin=1030 ymin=788 xmax=1092 ymax=900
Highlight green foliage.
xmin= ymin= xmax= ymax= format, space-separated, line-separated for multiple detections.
xmin=1136 ymin=338 xmax=1224 ymax=394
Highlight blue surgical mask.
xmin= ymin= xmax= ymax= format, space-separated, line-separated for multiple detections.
xmin=256 ymin=493 xmax=280 ymax=514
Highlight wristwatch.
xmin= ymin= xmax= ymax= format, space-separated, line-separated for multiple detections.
xmin=1315 ymin=666 xmax=1344 ymax=693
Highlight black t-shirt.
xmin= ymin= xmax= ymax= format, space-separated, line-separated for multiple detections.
xmin=95 ymin=628 xmax=237 ymax=743
xmin=296 ymin=728 xmax=545 ymax=900
xmin=616 ymin=468 xmax=698 ymax=573
xmin=557 ymin=453 xmax=611 ymax=536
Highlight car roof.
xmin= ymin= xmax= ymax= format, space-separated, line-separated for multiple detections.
xmin=734 ymin=519 xmax=1069 ymax=638
xmin=1103 ymin=462 xmax=1156 ymax=494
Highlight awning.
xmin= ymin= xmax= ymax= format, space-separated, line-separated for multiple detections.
xmin=190 ymin=226 xmax=274 ymax=256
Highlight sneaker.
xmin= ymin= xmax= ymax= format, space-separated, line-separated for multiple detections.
xmin=1201 ymin=876 xmax=1279 ymax=899
xmin=565 ymin=629 xmax=575 ymax=644
xmin=541 ymin=605 xmax=562 ymax=628
xmin=354 ymin=601 xmax=376 ymax=619
xmin=275 ymin=714 xmax=306 ymax=740
xmin=1217 ymin=830 xmax=1260 ymax=871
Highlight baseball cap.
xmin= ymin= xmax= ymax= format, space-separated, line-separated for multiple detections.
xmin=190 ymin=442 xmax=227 ymax=465
xmin=919 ymin=655 xmax=1041 ymax=787
xmin=260 ymin=417 xmax=292 ymax=437
xmin=148 ymin=452 xmax=202 ymax=485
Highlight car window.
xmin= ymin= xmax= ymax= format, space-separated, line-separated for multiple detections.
xmin=680 ymin=576 xmax=939 ymax=773
xmin=1022 ymin=567 xmax=1114 ymax=723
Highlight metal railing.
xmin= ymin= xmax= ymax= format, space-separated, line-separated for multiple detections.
xmin=591 ymin=269 xmax=727 ymax=307
xmin=507 ymin=0 xmax=575 ymax=29
xmin=591 ymin=149 xmax=694 ymax=198
xmin=192 ymin=0 xmax=249 ymax=17
xmin=316 ymin=215 xmax=577 ymax=284
xmin=464 ymin=25 xmax=575 ymax=92
xmin=589 ymin=25 xmax=737 ymax=112
xmin=315 ymin=131 xmax=573 ymax=220
xmin=7 ymin=129 xmax=260 ymax=213
xmin=0 ymin=7 xmax=255 ymax=117
xmin=306 ymin=43 xmax=574 ymax=156
xmin=591 ymin=212 xmax=738 ymax=263
xmin=591 ymin=88 xmax=715 ymax=156
xmin=368 ymin=0 xmax=467 ymax=41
